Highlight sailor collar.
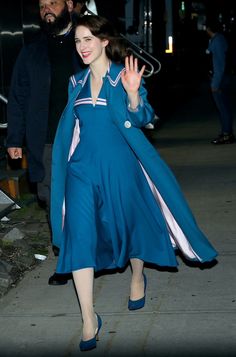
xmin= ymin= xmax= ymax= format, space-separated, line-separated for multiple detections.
xmin=70 ymin=62 xmax=125 ymax=89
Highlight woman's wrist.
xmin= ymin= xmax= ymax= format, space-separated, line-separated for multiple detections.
xmin=127 ymin=96 xmax=143 ymax=112
xmin=127 ymin=92 xmax=140 ymax=110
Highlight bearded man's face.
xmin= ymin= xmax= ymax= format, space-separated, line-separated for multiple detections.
xmin=39 ymin=0 xmax=72 ymax=35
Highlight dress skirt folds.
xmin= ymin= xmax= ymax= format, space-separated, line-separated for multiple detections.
xmin=55 ymin=69 xmax=218 ymax=274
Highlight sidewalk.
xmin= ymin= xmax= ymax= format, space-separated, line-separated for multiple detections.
xmin=0 ymin=80 xmax=236 ymax=357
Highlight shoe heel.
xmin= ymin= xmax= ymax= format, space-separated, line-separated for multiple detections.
xmin=96 ymin=314 xmax=102 ymax=339
xmin=128 ymin=273 xmax=147 ymax=311
xmin=79 ymin=313 xmax=102 ymax=352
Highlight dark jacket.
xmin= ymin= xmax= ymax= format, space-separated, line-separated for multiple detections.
xmin=6 ymin=32 xmax=81 ymax=182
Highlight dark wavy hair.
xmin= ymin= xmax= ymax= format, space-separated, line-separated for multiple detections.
xmin=74 ymin=15 xmax=128 ymax=62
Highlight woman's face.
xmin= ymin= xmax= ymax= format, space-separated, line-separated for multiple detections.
xmin=75 ymin=25 xmax=108 ymax=65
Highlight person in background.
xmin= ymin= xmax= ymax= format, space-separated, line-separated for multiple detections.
xmin=50 ymin=15 xmax=218 ymax=352
xmin=72 ymin=0 xmax=97 ymax=22
xmin=72 ymin=0 xmax=87 ymax=20
xmin=6 ymin=0 xmax=82 ymax=286
xmin=206 ymin=20 xmax=235 ymax=144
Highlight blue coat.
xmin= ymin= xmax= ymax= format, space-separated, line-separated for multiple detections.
xmin=51 ymin=63 xmax=218 ymax=263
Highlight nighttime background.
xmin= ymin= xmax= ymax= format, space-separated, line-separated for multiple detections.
xmin=1 ymin=0 xmax=236 ymax=155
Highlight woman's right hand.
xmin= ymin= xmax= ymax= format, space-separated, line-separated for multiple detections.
xmin=121 ymin=55 xmax=145 ymax=95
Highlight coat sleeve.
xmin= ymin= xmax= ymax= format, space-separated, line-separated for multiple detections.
xmin=6 ymin=47 xmax=30 ymax=148
xmin=125 ymin=80 xmax=155 ymax=128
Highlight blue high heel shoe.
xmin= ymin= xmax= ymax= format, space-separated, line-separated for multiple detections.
xmin=79 ymin=313 xmax=102 ymax=352
xmin=128 ymin=274 xmax=147 ymax=310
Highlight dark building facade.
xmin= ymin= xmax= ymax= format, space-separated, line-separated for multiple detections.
xmin=1 ymin=0 xmax=236 ymax=164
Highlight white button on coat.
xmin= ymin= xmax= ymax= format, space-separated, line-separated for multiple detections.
xmin=124 ymin=120 xmax=131 ymax=128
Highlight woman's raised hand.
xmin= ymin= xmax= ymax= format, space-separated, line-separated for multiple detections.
xmin=121 ymin=55 xmax=145 ymax=95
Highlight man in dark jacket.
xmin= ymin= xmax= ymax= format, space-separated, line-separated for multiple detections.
xmin=6 ymin=0 xmax=82 ymax=285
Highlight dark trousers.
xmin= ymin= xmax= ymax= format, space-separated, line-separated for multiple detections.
xmin=212 ymin=76 xmax=234 ymax=134
xmin=37 ymin=144 xmax=60 ymax=255
xmin=37 ymin=144 xmax=52 ymax=209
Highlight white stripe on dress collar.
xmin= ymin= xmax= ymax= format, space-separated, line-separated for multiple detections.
xmin=71 ymin=64 xmax=124 ymax=89
xmin=106 ymin=68 xmax=125 ymax=87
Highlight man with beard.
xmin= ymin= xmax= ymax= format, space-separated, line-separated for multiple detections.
xmin=6 ymin=0 xmax=82 ymax=285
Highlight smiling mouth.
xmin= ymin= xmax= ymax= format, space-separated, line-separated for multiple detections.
xmin=82 ymin=52 xmax=91 ymax=59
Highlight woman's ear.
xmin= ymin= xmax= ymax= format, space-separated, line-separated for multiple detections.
xmin=102 ymin=39 xmax=109 ymax=48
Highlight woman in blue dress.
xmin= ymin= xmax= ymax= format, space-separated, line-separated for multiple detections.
xmin=50 ymin=15 xmax=218 ymax=351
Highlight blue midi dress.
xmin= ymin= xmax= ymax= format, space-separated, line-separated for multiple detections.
xmin=56 ymin=75 xmax=200 ymax=273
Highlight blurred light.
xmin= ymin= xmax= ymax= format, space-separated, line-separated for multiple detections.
xmin=165 ymin=36 xmax=173 ymax=53
xmin=23 ymin=24 xmax=40 ymax=30
xmin=1 ymin=31 xmax=23 ymax=36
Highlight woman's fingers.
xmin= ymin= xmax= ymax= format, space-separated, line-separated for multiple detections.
xmin=139 ymin=64 xmax=146 ymax=77
xmin=125 ymin=55 xmax=144 ymax=76
xmin=134 ymin=57 xmax=138 ymax=72
xmin=129 ymin=54 xmax=134 ymax=71
xmin=125 ymin=55 xmax=134 ymax=72
xmin=125 ymin=55 xmax=129 ymax=72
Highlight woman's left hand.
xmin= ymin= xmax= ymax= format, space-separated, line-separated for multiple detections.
xmin=121 ymin=55 xmax=145 ymax=95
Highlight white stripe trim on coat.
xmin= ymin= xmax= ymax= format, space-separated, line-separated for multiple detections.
xmin=140 ymin=163 xmax=202 ymax=261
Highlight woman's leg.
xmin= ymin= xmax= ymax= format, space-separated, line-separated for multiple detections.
xmin=130 ymin=258 xmax=145 ymax=300
xmin=72 ymin=267 xmax=97 ymax=341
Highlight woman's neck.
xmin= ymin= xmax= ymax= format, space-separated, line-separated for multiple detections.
xmin=90 ymin=58 xmax=110 ymax=82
